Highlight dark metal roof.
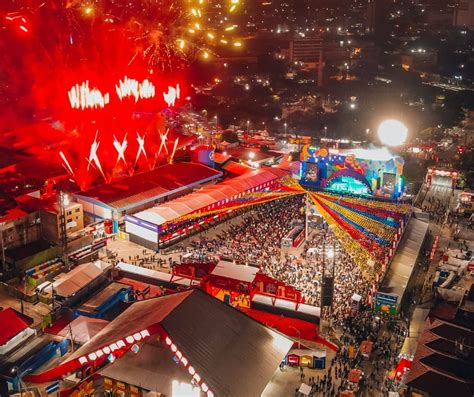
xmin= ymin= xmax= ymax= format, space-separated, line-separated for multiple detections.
xmin=66 ymin=289 xmax=293 ymax=397
xmin=407 ymin=371 xmax=474 ymax=397
xmin=160 ymin=290 xmax=292 ymax=397
xmin=75 ymin=162 xmax=222 ymax=211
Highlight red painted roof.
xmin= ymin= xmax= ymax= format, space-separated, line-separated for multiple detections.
xmin=0 ymin=308 xmax=31 ymax=346
xmin=0 ymin=208 xmax=28 ymax=223
xmin=222 ymin=160 xmax=253 ymax=176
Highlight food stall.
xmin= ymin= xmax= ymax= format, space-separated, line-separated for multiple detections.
xmin=347 ymin=368 xmax=363 ymax=391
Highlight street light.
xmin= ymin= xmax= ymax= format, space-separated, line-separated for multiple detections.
xmin=246 ymin=119 xmax=250 ymax=133
xmin=326 ymin=248 xmax=334 ymax=259
xmin=0 ymin=222 xmax=5 ymax=276
xmin=377 ymin=119 xmax=408 ymax=146
xmin=284 ymin=122 xmax=287 ymax=134
xmin=248 ymin=152 xmax=256 ymax=160
xmin=59 ymin=192 xmax=70 ymax=270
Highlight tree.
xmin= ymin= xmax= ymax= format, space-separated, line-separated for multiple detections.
xmin=221 ymin=130 xmax=239 ymax=143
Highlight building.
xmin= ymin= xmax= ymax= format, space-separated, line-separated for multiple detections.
xmin=125 ymin=167 xmax=288 ymax=249
xmin=0 ymin=308 xmax=68 ymax=394
xmin=0 ymin=208 xmax=41 ymax=254
xmin=27 ymin=289 xmax=294 ymax=397
xmin=13 ymin=192 xmax=85 ymax=245
xmin=453 ymin=0 xmax=474 ymax=30
xmin=366 ymin=0 xmax=390 ymax=40
xmin=401 ymin=49 xmax=438 ymax=72
xmin=406 ymin=303 xmax=474 ymax=397
xmin=40 ymin=200 xmax=84 ymax=245
xmin=288 ymin=36 xmax=324 ymax=86
xmin=425 ymin=8 xmax=454 ymax=30
xmin=51 ymin=260 xmax=111 ymax=307
xmin=74 ymin=162 xmax=223 ymax=226
xmin=375 ymin=215 xmax=429 ymax=317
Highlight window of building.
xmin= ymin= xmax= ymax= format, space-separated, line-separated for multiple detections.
xmin=75 ymin=208 xmax=80 ymax=213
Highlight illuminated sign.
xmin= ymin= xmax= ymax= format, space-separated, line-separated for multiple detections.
xmin=77 ymin=329 xmax=150 ymax=365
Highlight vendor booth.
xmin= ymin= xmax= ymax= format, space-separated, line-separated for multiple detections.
xmin=285 ymin=349 xmax=326 ymax=369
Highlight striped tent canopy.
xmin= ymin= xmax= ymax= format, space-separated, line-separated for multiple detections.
xmin=309 ymin=191 xmax=412 ymax=280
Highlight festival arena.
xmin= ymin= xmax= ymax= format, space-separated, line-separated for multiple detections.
xmin=18 ymin=152 xmax=422 ymax=395
xmin=124 ymin=158 xmax=414 ymax=323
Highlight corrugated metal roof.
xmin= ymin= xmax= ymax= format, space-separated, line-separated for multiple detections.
xmin=52 ymin=261 xmax=108 ymax=297
xmin=133 ymin=167 xmax=288 ymax=226
xmin=83 ymin=290 xmax=292 ymax=397
xmin=75 ymin=162 xmax=222 ymax=211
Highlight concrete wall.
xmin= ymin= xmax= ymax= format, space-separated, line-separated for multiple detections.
xmin=40 ymin=203 xmax=84 ymax=244
xmin=0 ymin=212 xmax=41 ymax=250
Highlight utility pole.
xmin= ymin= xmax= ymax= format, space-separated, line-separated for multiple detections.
xmin=320 ymin=241 xmax=336 ymax=336
xmin=0 ymin=222 xmax=5 ymax=275
xmin=59 ymin=192 xmax=70 ymax=271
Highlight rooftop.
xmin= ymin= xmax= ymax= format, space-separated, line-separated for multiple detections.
xmin=406 ymin=316 xmax=474 ymax=397
xmin=211 ymin=260 xmax=259 ymax=283
xmin=0 ymin=308 xmax=32 ymax=347
xmin=74 ymin=162 xmax=222 ymax=211
xmin=50 ymin=289 xmax=293 ymax=397
xmin=132 ymin=167 xmax=288 ymax=226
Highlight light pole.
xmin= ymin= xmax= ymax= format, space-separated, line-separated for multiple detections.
xmin=0 ymin=222 xmax=5 ymax=276
xmin=59 ymin=192 xmax=70 ymax=271
xmin=247 ymin=119 xmax=250 ymax=133
xmin=305 ymin=193 xmax=310 ymax=241
xmin=11 ymin=367 xmax=25 ymax=397
xmin=284 ymin=122 xmax=287 ymax=135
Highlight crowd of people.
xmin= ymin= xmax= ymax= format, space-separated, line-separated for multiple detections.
xmin=186 ymin=195 xmax=304 ymax=267
xmin=183 ymin=196 xmax=371 ymax=324
xmin=115 ymin=193 xmax=411 ymax=396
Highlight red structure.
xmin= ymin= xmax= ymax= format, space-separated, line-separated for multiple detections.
xmin=426 ymin=168 xmax=458 ymax=189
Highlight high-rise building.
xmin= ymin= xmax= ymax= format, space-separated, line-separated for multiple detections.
xmin=288 ymin=36 xmax=324 ymax=86
xmin=366 ymin=0 xmax=390 ymax=40
xmin=453 ymin=0 xmax=474 ymax=30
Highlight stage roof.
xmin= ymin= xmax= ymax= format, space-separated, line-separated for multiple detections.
xmin=65 ymin=290 xmax=293 ymax=397
xmin=211 ymin=260 xmax=258 ymax=283
xmin=133 ymin=167 xmax=288 ymax=226
xmin=74 ymin=162 xmax=222 ymax=211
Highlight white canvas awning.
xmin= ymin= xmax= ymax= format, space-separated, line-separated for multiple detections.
xmin=211 ymin=260 xmax=258 ymax=283
xmin=298 ymin=383 xmax=312 ymax=396
xmin=52 ymin=261 xmax=109 ymax=297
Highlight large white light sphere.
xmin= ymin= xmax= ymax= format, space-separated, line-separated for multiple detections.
xmin=377 ymin=119 xmax=408 ymax=146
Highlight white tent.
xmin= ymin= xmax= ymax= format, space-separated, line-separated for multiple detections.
xmin=52 ymin=261 xmax=109 ymax=297
xmin=298 ymin=383 xmax=312 ymax=396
